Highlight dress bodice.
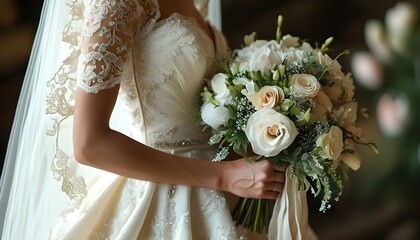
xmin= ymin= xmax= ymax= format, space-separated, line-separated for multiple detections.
xmin=119 ymin=13 xmax=227 ymax=148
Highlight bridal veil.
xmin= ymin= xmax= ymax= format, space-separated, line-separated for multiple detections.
xmin=0 ymin=0 xmax=221 ymax=239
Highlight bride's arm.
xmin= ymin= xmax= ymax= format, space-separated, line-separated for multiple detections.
xmin=74 ymin=88 xmax=283 ymax=200
xmin=73 ymin=0 xmax=284 ymax=200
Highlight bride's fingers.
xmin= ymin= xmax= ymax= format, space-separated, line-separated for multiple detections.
xmin=262 ymin=191 xmax=279 ymax=200
xmin=266 ymin=182 xmax=284 ymax=192
xmin=273 ymin=165 xmax=287 ymax=173
xmin=266 ymin=170 xmax=285 ymax=183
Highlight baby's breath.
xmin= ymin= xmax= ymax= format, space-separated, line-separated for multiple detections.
xmin=232 ymin=97 xmax=256 ymax=131
xmin=198 ymin=15 xmax=375 ymax=233
xmin=286 ymin=59 xmax=306 ymax=75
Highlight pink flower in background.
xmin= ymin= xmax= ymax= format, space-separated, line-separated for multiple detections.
xmin=351 ymin=52 xmax=384 ymax=90
xmin=376 ymin=93 xmax=409 ymax=137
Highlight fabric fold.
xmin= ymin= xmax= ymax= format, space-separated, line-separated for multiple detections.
xmin=268 ymin=167 xmax=318 ymax=240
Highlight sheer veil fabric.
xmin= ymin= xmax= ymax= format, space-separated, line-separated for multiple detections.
xmin=0 ymin=0 xmax=317 ymax=239
xmin=0 ymin=0 xmax=219 ymax=239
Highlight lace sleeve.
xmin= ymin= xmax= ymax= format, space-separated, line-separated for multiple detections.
xmin=77 ymin=0 xmax=143 ymax=93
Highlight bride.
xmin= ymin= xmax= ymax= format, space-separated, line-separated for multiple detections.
xmin=0 ymin=0 xmax=316 ymax=239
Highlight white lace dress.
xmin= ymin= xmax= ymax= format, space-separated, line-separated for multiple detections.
xmin=48 ymin=0 xmax=263 ymax=239
xmin=0 ymin=0 xmax=316 ymax=239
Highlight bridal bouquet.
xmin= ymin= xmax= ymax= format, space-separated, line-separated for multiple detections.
xmin=199 ymin=16 xmax=377 ymax=233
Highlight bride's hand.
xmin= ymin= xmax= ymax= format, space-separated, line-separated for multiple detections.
xmin=222 ymin=158 xmax=286 ymax=199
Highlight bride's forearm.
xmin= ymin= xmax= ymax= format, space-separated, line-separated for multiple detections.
xmin=73 ymin=87 xmax=227 ymax=191
xmin=73 ymin=88 xmax=283 ymax=199
xmin=74 ymin=128 xmax=227 ymax=190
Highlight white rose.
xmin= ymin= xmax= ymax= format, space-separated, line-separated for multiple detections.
xmin=316 ymin=126 xmax=343 ymax=162
xmin=290 ymin=74 xmax=321 ymax=97
xmin=201 ymin=102 xmax=231 ymax=130
xmin=211 ymin=73 xmax=232 ymax=104
xmin=247 ymin=86 xmax=285 ymax=110
xmin=245 ymin=108 xmax=298 ymax=157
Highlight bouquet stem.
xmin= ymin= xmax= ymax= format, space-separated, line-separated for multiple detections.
xmin=232 ymin=197 xmax=276 ymax=233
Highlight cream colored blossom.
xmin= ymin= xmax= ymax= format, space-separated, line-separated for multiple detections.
xmin=290 ymin=74 xmax=321 ymax=97
xmin=339 ymin=152 xmax=361 ymax=171
xmin=316 ymin=126 xmax=343 ymax=162
xmin=385 ymin=2 xmax=418 ymax=54
xmin=351 ymin=52 xmax=383 ymax=90
xmin=365 ymin=20 xmax=392 ymax=63
xmin=201 ymin=102 xmax=230 ymax=130
xmin=245 ymin=108 xmax=298 ymax=157
xmin=312 ymin=90 xmax=333 ymax=121
xmin=210 ymin=73 xmax=232 ymax=104
xmin=332 ymin=102 xmax=358 ymax=127
xmin=247 ymin=86 xmax=285 ymax=110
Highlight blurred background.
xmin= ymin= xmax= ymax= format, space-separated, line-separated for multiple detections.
xmin=0 ymin=0 xmax=419 ymax=239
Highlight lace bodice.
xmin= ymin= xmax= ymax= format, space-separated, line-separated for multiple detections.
xmin=77 ymin=0 xmax=159 ymax=93
xmin=76 ymin=0 xmax=227 ymax=146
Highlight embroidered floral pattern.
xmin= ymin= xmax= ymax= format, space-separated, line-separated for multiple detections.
xmin=46 ymin=0 xmax=86 ymax=212
xmin=46 ymin=0 xmax=158 ymax=211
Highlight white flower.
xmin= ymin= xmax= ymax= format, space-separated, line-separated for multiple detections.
xmin=235 ymin=40 xmax=283 ymax=73
xmin=351 ymin=52 xmax=383 ymax=90
xmin=233 ymin=77 xmax=257 ymax=97
xmin=200 ymin=73 xmax=233 ymax=130
xmin=280 ymin=35 xmax=300 ymax=48
xmin=385 ymin=2 xmax=418 ymax=54
xmin=248 ymin=46 xmax=282 ymax=73
xmin=365 ymin=20 xmax=392 ymax=63
xmin=316 ymin=52 xmax=342 ymax=76
xmin=322 ymin=71 xmax=354 ymax=104
xmin=290 ymin=74 xmax=321 ymax=97
xmin=247 ymin=86 xmax=285 ymax=110
xmin=211 ymin=73 xmax=232 ymax=105
xmin=316 ymin=126 xmax=343 ymax=162
xmin=332 ymin=102 xmax=358 ymax=127
xmin=245 ymin=108 xmax=298 ymax=157
xmin=201 ymin=102 xmax=231 ymax=130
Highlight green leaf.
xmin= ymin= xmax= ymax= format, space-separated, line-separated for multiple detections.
xmin=289 ymin=106 xmax=301 ymax=116
xmin=280 ymin=99 xmax=294 ymax=112
xmin=368 ymin=142 xmax=380 ymax=155
xmin=303 ymin=108 xmax=312 ymax=122
xmin=292 ymin=146 xmax=302 ymax=156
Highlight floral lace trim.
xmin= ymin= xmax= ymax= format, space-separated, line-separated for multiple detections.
xmin=46 ymin=0 xmax=86 ymax=213
xmin=76 ymin=0 xmax=142 ymax=93
xmin=46 ymin=0 xmax=159 ymax=212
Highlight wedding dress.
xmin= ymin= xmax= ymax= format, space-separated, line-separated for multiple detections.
xmin=0 ymin=0 xmax=317 ymax=239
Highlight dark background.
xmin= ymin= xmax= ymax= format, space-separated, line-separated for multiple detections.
xmin=1 ymin=0 xmax=419 ymax=239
